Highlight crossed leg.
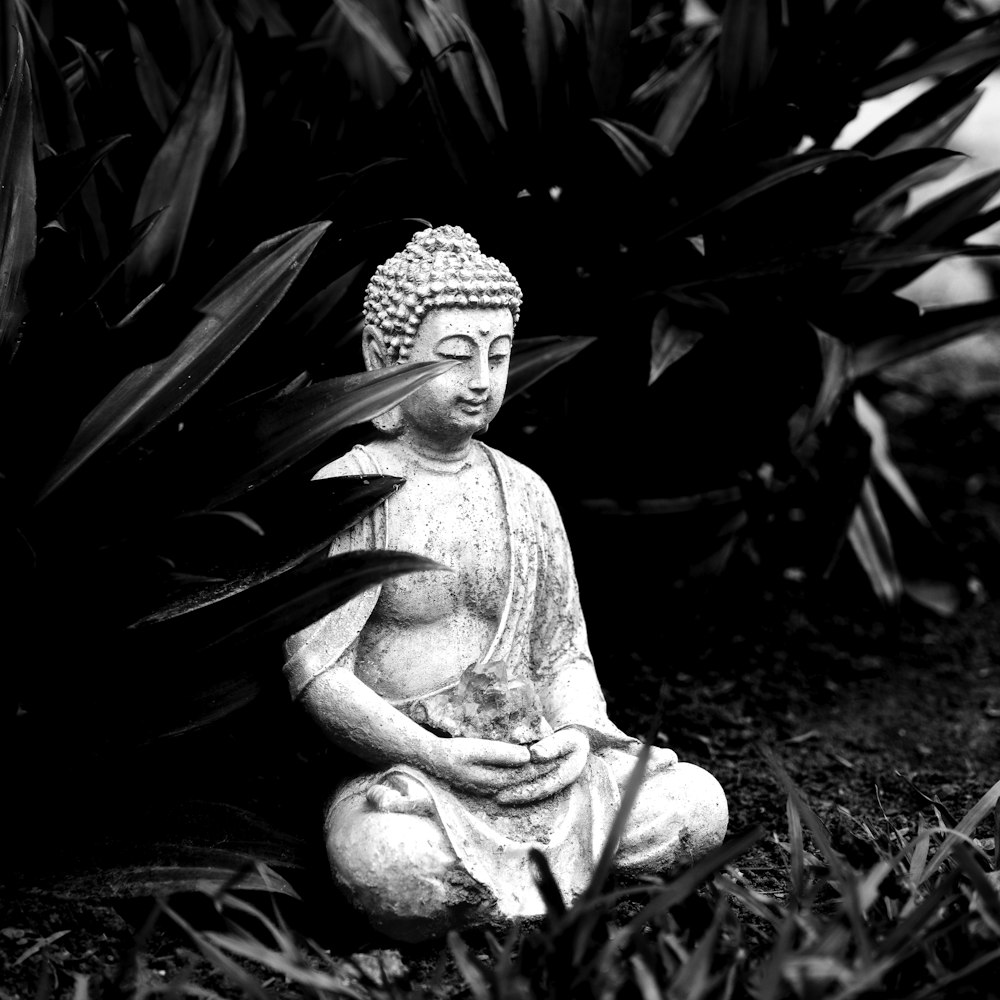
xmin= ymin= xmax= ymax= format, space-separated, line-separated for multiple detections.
xmin=326 ymin=748 xmax=728 ymax=941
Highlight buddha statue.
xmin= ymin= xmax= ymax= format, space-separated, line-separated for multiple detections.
xmin=284 ymin=226 xmax=728 ymax=942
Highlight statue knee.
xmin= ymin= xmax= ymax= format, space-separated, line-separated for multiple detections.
xmin=616 ymin=760 xmax=728 ymax=877
xmin=325 ymin=802 xmax=498 ymax=941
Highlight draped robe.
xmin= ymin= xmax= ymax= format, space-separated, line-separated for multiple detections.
xmin=284 ymin=442 xmax=648 ymax=917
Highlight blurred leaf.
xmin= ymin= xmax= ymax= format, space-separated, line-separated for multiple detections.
xmin=920 ymin=774 xmax=1000 ymax=884
xmin=127 ymin=21 xmax=178 ymax=131
xmin=407 ymin=0 xmax=506 ymax=137
xmin=188 ymin=361 xmax=457 ymax=508
xmin=863 ymin=28 xmax=1000 ymax=99
xmin=718 ymin=0 xmax=778 ymax=115
xmin=664 ymin=149 xmax=867 ymax=237
xmin=521 ymin=0 xmax=556 ymax=123
xmin=35 ymin=135 xmax=128 ymax=222
xmin=230 ymin=0 xmax=294 ymax=37
xmin=588 ymin=0 xmax=630 ymax=115
xmin=143 ymin=550 xmax=442 ymax=653
xmin=333 ymin=0 xmax=411 ymax=84
xmin=165 ymin=902 xmax=274 ymax=1000
xmin=903 ymin=578 xmax=961 ymax=616
xmin=855 ymin=393 xmax=927 ymax=527
xmin=126 ymin=31 xmax=242 ymax=291
xmin=0 ymin=34 xmax=35 ymax=369
xmin=854 ymin=297 xmax=1000 ymax=376
xmin=137 ymin=475 xmax=405 ymax=623
xmin=853 ymin=60 xmax=996 ymax=156
xmin=85 ymin=209 xmax=165 ymax=306
xmin=946 ymin=201 xmax=1000 ymax=242
xmin=848 ymin=475 xmax=901 ymax=607
xmin=56 ymin=862 xmax=298 ymax=900
xmin=893 ymin=168 xmax=1000 ymax=246
xmin=649 ymin=306 xmax=703 ymax=385
xmin=17 ymin=0 xmax=82 ymax=154
xmin=844 ymin=242 xmax=1000 ymax=288
xmin=592 ymin=118 xmax=667 ymax=176
xmin=282 ymin=261 xmax=367 ymax=341
xmin=651 ymin=30 xmax=718 ymax=153
xmin=179 ymin=0 xmax=225 ymax=72
xmin=794 ymin=326 xmax=852 ymax=446
xmin=40 ymin=223 xmax=330 ymax=501
xmin=853 ymin=148 xmax=965 ymax=230
xmin=505 ymin=335 xmax=594 ymax=399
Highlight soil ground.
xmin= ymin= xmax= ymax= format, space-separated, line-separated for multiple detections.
xmin=3 ymin=387 xmax=1000 ymax=998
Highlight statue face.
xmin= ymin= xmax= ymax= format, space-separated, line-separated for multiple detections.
xmin=398 ymin=307 xmax=514 ymax=440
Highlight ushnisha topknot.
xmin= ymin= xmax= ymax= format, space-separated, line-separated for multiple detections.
xmin=363 ymin=225 xmax=523 ymax=364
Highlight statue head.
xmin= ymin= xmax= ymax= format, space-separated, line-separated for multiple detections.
xmin=362 ymin=226 xmax=523 ymax=438
xmin=362 ymin=225 xmax=522 ymax=365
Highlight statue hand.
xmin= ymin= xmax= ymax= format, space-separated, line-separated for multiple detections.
xmin=427 ymin=737 xmax=532 ymax=796
xmin=495 ymin=727 xmax=589 ymax=805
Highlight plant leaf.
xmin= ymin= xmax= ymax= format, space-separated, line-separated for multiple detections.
xmin=184 ymin=360 xmax=457 ymax=508
xmin=863 ymin=31 xmax=1000 ymax=100
xmin=793 ymin=325 xmax=853 ymax=447
xmin=588 ymin=0 xmax=631 ymax=114
xmin=39 ymin=223 xmax=330 ymax=501
xmin=651 ymin=30 xmax=718 ymax=153
xmin=894 ymin=168 xmax=1000 ymax=247
xmin=125 ymin=30 xmax=241 ymax=291
xmin=649 ymin=306 xmax=703 ymax=385
xmin=505 ymin=336 xmax=594 ymax=399
xmin=0 ymin=34 xmax=35 ymax=369
xmin=853 ymin=148 xmax=965 ymax=230
xmin=56 ymin=862 xmax=298 ymax=900
xmin=848 ymin=475 xmax=901 ymax=607
xmin=718 ymin=0 xmax=778 ymax=115
xmin=521 ymin=0 xmax=555 ymax=124
xmin=136 ymin=475 xmax=405 ymax=624
xmin=334 ymin=0 xmax=411 ymax=84
xmin=854 ymin=297 xmax=1000 ymax=376
xmin=853 ymin=59 xmax=996 ymax=156
xmin=140 ymin=550 xmax=442 ymax=653
xmin=35 ymin=135 xmax=129 ymax=222
xmin=127 ymin=21 xmax=178 ymax=131
xmin=592 ymin=117 xmax=666 ymax=176
xmin=664 ymin=150 xmax=867 ymax=238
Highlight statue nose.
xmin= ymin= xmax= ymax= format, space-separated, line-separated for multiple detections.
xmin=469 ymin=354 xmax=490 ymax=390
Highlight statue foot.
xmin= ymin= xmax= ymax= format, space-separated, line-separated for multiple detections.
xmin=366 ymin=772 xmax=434 ymax=816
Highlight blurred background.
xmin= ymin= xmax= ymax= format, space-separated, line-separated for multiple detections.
xmin=4 ymin=0 xmax=1000 ymax=968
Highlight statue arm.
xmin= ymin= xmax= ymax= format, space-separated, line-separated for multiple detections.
xmin=528 ymin=476 xmax=638 ymax=752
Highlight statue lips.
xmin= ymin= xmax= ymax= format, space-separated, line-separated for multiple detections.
xmin=458 ymin=396 xmax=488 ymax=416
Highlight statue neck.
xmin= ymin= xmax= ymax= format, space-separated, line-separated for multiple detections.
xmin=397 ymin=430 xmax=477 ymax=474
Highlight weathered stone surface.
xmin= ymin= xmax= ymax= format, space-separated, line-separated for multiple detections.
xmin=284 ymin=226 xmax=728 ymax=941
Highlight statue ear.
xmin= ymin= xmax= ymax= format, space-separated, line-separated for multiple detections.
xmin=362 ymin=324 xmax=388 ymax=372
xmin=362 ymin=324 xmax=405 ymax=434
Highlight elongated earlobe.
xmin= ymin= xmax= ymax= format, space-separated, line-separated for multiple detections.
xmin=363 ymin=324 xmax=405 ymax=435
xmin=362 ymin=324 xmax=388 ymax=372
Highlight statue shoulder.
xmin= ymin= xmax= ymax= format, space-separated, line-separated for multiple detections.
xmin=479 ymin=444 xmax=559 ymax=512
xmin=312 ymin=444 xmax=383 ymax=481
